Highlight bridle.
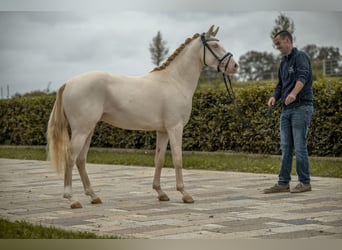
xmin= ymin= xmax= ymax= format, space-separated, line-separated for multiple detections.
xmin=200 ymin=33 xmax=233 ymax=73
xmin=200 ymin=33 xmax=251 ymax=129
xmin=200 ymin=33 xmax=235 ymax=100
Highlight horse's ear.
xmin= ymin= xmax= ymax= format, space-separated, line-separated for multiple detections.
xmin=213 ymin=26 xmax=219 ymax=37
xmin=205 ymin=25 xmax=215 ymax=38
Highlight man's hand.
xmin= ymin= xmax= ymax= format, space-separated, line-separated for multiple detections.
xmin=268 ymin=96 xmax=276 ymax=107
xmin=285 ymin=93 xmax=296 ymax=106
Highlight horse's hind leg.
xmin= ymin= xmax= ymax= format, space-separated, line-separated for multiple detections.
xmin=64 ymin=131 xmax=91 ymax=209
xmin=76 ymin=130 xmax=102 ymax=205
xmin=153 ymin=131 xmax=170 ymax=201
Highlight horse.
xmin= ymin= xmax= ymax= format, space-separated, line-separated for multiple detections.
xmin=47 ymin=25 xmax=238 ymax=209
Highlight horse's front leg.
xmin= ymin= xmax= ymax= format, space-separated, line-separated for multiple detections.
xmin=153 ymin=131 xmax=170 ymax=201
xmin=168 ymin=125 xmax=194 ymax=203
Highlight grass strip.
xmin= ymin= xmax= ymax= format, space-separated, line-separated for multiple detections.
xmin=0 ymin=147 xmax=341 ymax=178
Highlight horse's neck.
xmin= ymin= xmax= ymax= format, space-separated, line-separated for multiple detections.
xmin=161 ymin=39 xmax=203 ymax=94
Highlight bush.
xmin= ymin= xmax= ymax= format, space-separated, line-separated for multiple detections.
xmin=0 ymin=95 xmax=55 ymax=145
xmin=0 ymin=79 xmax=341 ymax=156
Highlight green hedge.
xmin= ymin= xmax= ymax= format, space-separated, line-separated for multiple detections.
xmin=0 ymin=79 xmax=341 ymax=156
xmin=0 ymin=96 xmax=54 ymax=146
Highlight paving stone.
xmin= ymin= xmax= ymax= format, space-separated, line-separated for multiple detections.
xmin=0 ymin=158 xmax=341 ymax=239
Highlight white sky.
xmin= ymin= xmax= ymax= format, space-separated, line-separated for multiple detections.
xmin=0 ymin=0 xmax=341 ymax=96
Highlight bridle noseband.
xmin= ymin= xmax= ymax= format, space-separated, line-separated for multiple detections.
xmin=200 ymin=33 xmax=235 ymax=100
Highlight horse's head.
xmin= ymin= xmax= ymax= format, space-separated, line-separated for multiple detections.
xmin=200 ymin=25 xmax=238 ymax=74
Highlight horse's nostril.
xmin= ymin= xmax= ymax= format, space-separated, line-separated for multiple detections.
xmin=235 ymin=63 xmax=239 ymax=68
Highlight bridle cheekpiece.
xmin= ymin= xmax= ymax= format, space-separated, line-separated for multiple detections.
xmin=200 ymin=33 xmax=235 ymax=100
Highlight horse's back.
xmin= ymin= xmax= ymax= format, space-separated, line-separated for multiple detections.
xmin=64 ymin=71 xmax=151 ymax=97
xmin=64 ymin=71 xmax=113 ymax=95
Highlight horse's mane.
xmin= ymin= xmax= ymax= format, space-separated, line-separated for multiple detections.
xmin=151 ymin=33 xmax=201 ymax=72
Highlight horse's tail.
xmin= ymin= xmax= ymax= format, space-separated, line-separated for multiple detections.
xmin=47 ymin=84 xmax=69 ymax=174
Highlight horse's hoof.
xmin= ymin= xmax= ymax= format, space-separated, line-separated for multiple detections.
xmin=158 ymin=194 xmax=170 ymax=201
xmin=91 ymin=197 xmax=102 ymax=204
xmin=63 ymin=193 xmax=72 ymax=200
xmin=182 ymin=195 xmax=194 ymax=203
xmin=70 ymin=201 xmax=83 ymax=209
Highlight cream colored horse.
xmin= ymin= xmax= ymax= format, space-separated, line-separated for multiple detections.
xmin=47 ymin=25 xmax=238 ymax=208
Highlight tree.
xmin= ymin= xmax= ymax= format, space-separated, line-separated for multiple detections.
xmin=317 ymin=46 xmax=341 ymax=61
xmin=302 ymin=44 xmax=341 ymax=62
xmin=199 ymin=66 xmax=220 ymax=83
xmin=270 ymin=13 xmax=295 ymax=42
xmin=301 ymin=44 xmax=320 ymax=61
xmin=302 ymin=45 xmax=342 ymax=77
xmin=318 ymin=47 xmax=342 ymax=76
xmin=238 ymin=51 xmax=277 ymax=81
xmin=149 ymin=31 xmax=169 ymax=66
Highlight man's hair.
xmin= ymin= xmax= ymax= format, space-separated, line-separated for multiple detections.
xmin=274 ymin=30 xmax=293 ymax=43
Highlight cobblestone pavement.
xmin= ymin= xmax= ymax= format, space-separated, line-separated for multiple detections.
xmin=0 ymin=158 xmax=341 ymax=239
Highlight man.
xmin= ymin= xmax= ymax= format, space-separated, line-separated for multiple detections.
xmin=264 ymin=30 xmax=314 ymax=194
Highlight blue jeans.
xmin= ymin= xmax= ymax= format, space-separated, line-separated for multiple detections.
xmin=278 ymin=105 xmax=313 ymax=185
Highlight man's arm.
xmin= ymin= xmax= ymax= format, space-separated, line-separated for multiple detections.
xmin=285 ymin=80 xmax=304 ymax=106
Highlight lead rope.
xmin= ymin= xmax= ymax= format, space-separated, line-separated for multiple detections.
xmin=222 ymin=73 xmax=235 ymax=100
xmin=222 ymin=73 xmax=250 ymax=129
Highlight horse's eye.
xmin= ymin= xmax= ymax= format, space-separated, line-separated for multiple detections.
xmin=211 ymin=43 xmax=219 ymax=49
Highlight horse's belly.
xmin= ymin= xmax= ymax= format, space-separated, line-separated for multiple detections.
xmin=101 ymin=111 xmax=165 ymax=131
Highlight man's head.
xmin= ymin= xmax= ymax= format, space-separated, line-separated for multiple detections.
xmin=273 ymin=30 xmax=293 ymax=56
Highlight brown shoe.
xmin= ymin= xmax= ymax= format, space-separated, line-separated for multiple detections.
xmin=264 ymin=183 xmax=289 ymax=194
xmin=291 ymin=182 xmax=312 ymax=193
